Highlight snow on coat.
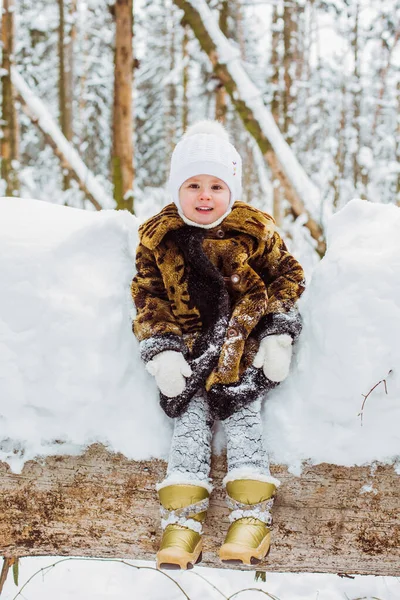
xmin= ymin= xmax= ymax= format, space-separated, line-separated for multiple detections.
xmin=131 ymin=202 xmax=305 ymax=420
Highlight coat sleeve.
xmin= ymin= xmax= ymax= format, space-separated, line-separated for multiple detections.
xmin=131 ymin=243 xmax=186 ymax=362
xmin=255 ymin=231 xmax=306 ymax=341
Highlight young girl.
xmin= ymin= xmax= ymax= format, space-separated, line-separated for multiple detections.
xmin=131 ymin=120 xmax=305 ymax=570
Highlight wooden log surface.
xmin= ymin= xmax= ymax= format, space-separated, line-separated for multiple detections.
xmin=0 ymin=444 xmax=399 ymax=575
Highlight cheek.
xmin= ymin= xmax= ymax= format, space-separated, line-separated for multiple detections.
xmin=220 ymin=192 xmax=231 ymax=209
xmin=179 ymin=192 xmax=194 ymax=213
xmin=179 ymin=191 xmax=188 ymax=206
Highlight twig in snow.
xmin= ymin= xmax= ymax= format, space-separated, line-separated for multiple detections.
xmin=348 ymin=597 xmax=385 ymax=600
xmin=358 ymin=370 xmax=393 ymax=426
xmin=9 ymin=555 xmax=286 ymax=600
xmin=186 ymin=570 xmax=228 ymax=598
xmin=227 ymin=588 xmax=281 ymax=600
xmin=11 ymin=557 xmax=192 ymax=600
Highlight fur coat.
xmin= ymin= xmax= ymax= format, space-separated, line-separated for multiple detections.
xmin=131 ymin=201 xmax=305 ymax=420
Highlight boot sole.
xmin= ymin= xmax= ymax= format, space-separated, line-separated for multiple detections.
xmin=159 ymin=551 xmax=203 ymax=571
xmin=222 ymin=556 xmax=263 ymax=566
xmin=157 ymin=544 xmax=203 ymax=571
xmin=220 ymin=539 xmax=271 ymax=566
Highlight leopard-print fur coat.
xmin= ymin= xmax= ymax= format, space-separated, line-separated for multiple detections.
xmin=131 ymin=201 xmax=305 ymax=420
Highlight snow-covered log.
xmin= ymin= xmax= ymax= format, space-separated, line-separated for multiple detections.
xmin=173 ymin=0 xmax=326 ymax=256
xmin=0 ymin=444 xmax=399 ymax=576
xmin=1 ymin=198 xmax=400 ymax=576
xmin=10 ymin=68 xmax=113 ymax=211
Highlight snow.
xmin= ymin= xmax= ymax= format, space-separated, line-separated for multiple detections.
xmin=264 ymin=199 xmax=400 ymax=470
xmin=1 ymin=196 xmax=399 ymax=474
xmin=1 ymin=196 xmax=400 ymax=598
xmin=0 ymin=197 xmax=171 ymax=472
xmin=1 ymin=556 xmax=400 ymax=600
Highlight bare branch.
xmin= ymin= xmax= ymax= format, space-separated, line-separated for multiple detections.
xmin=358 ymin=370 xmax=393 ymax=425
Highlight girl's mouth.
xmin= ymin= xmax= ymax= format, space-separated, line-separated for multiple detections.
xmin=196 ymin=207 xmax=213 ymax=212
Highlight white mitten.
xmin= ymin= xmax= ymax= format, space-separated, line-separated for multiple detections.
xmin=253 ymin=334 xmax=293 ymax=382
xmin=146 ymin=350 xmax=192 ymax=398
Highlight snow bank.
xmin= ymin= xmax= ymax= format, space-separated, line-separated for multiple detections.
xmin=265 ymin=199 xmax=400 ymax=471
xmin=0 ymin=197 xmax=399 ymax=473
xmin=0 ymin=198 xmax=171 ymax=471
xmin=2 ymin=556 xmax=400 ymax=600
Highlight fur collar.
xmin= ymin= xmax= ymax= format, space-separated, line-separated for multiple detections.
xmin=139 ymin=202 xmax=275 ymax=250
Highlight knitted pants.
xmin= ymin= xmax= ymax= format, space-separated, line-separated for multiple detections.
xmin=161 ymin=391 xmax=270 ymax=489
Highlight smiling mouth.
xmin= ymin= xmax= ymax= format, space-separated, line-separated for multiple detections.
xmin=196 ymin=207 xmax=213 ymax=212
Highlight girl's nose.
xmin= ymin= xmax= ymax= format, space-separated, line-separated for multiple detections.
xmin=199 ymin=189 xmax=211 ymax=200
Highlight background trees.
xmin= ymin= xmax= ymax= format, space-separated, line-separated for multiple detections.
xmin=0 ymin=0 xmax=399 ymax=254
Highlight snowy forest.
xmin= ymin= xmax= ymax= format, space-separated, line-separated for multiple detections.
xmin=1 ymin=0 xmax=400 ymax=599
xmin=2 ymin=0 xmax=399 ymax=250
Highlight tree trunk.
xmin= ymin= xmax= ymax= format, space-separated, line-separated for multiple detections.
xmin=77 ymin=2 xmax=89 ymax=147
xmin=182 ymin=24 xmax=190 ymax=132
xmin=0 ymin=0 xmax=19 ymax=196
xmin=270 ymin=4 xmax=281 ymax=126
xmin=351 ymin=1 xmax=364 ymax=196
xmin=282 ymin=3 xmax=298 ymax=145
xmin=65 ymin=0 xmax=77 ymax=145
xmin=172 ymin=0 xmax=326 ymax=257
xmin=270 ymin=4 xmax=283 ymax=225
xmin=215 ymin=0 xmax=228 ymax=123
xmin=0 ymin=444 xmax=399 ymax=575
xmin=301 ymin=0 xmax=312 ymax=143
xmin=332 ymin=82 xmax=347 ymax=210
xmin=112 ymin=0 xmax=134 ymax=212
xmin=58 ymin=0 xmax=75 ymax=191
xmin=166 ymin=1 xmax=177 ymax=154
xmin=396 ymin=79 xmax=400 ymax=206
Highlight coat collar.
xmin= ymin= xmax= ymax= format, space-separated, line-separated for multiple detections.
xmin=139 ymin=202 xmax=275 ymax=250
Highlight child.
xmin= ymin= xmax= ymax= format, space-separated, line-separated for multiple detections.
xmin=131 ymin=120 xmax=305 ymax=570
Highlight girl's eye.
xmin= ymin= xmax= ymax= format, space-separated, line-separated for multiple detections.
xmin=212 ymin=185 xmax=222 ymax=190
xmin=189 ymin=184 xmax=199 ymax=188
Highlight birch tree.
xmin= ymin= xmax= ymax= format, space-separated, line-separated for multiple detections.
xmin=350 ymin=0 xmax=363 ymax=196
xmin=58 ymin=0 xmax=75 ymax=190
xmin=182 ymin=22 xmax=190 ymax=132
xmin=172 ymin=0 xmax=326 ymax=256
xmin=215 ymin=0 xmax=228 ymax=122
xmin=269 ymin=3 xmax=283 ymax=224
xmin=166 ymin=0 xmax=178 ymax=155
xmin=1 ymin=0 xmax=19 ymax=195
xmin=282 ymin=2 xmax=298 ymax=146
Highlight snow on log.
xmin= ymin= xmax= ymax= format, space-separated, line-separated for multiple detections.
xmin=10 ymin=68 xmax=113 ymax=211
xmin=0 ymin=444 xmax=399 ymax=576
xmin=174 ymin=0 xmax=326 ymax=256
xmin=1 ymin=198 xmax=400 ymax=575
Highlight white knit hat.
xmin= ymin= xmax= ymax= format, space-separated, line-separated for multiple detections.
xmin=167 ymin=120 xmax=242 ymax=227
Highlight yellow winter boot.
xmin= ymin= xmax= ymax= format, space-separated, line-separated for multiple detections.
xmin=219 ymin=479 xmax=277 ymax=566
xmin=157 ymin=484 xmax=209 ymax=570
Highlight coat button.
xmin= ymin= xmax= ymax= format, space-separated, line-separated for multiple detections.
xmin=231 ymin=273 xmax=240 ymax=285
xmin=226 ymin=327 xmax=239 ymax=338
xmin=216 ymin=229 xmax=225 ymax=238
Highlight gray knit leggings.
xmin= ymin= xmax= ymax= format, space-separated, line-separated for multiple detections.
xmin=163 ymin=392 xmax=270 ymax=487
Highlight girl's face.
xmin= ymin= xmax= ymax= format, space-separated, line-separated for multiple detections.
xmin=179 ymin=174 xmax=231 ymax=225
